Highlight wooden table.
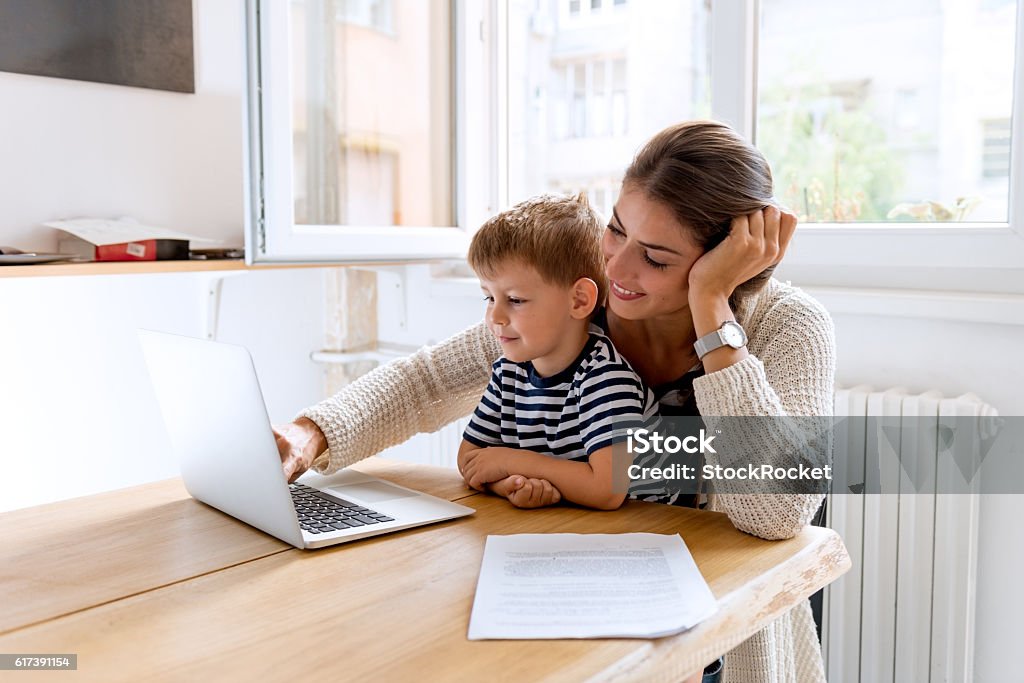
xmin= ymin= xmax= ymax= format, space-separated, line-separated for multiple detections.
xmin=0 ymin=458 xmax=850 ymax=682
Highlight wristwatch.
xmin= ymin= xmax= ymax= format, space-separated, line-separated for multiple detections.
xmin=693 ymin=320 xmax=748 ymax=360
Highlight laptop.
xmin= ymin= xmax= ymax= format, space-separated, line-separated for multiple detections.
xmin=138 ymin=329 xmax=474 ymax=549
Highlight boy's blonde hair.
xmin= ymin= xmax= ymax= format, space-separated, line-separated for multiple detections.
xmin=467 ymin=193 xmax=608 ymax=306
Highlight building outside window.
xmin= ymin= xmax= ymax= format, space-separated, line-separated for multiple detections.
xmin=982 ymin=118 xmax=1011 ymax=179
xmin=557 ymin=57 xmax=628 ymax=140
xmin=335 ymin=0 xmax=395 ymax=34
xmin=289 ymin=0 xmax=451 ymax=228
xmin=757 ymin=0 xmax=1016 ymax=222
xmin=509 ymin=0 xmax=710 ymax=213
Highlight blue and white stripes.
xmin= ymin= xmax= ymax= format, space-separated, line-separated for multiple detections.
xmin=463 ymin=334 xmax=657 ymax=460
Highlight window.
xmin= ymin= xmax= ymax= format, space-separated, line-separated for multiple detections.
xmin=558 ymin=58 xmax=627 ymax=140
xmin=335 ymin=0 xmax=394 ymax=34
xmin=288 ymin=1 xmax=451 ymax=227
xmin=591 ymin=61 xmax=607 ymax=136
xmin=571 ymin=63 xmax=587 ymax=138
xmin=245 ymin=0 xmax=1023 ymax=274
xmin=563 ymin=0 xmax=627 ymax=22
xmin=737 ymin=0 xmax=1024 ymax=276
xmin=244 ymin=0 xmax=480 ymax=263
xmin=508 ymin=0 xmax=709 ymax=209
xmin=611 ymin=59 xmax=627 ymax=136
xmin=982 ymin=118 xmax=1011 ymax=179
xmin=757 ymin=0 xmax=1016 ymax=223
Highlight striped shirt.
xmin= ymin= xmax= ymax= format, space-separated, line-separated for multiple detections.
xmin=463 ymin=333 xmax=658 ymax=460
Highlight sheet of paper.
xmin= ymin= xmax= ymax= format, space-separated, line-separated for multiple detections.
xmin=44 ymin=218 xmax=219 ymax=246
xmin=467 ymin=533 xmax=717 ymax=640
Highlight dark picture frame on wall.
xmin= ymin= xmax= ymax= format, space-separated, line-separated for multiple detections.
xmin=0 ymin=0 xmax=194 ymax=93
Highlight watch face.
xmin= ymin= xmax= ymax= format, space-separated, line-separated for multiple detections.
xmin=721 ymin=322 xmax=746 ymax=348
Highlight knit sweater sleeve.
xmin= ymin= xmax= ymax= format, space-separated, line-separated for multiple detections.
xmin=693 ymin=287 xmax=836 ymax=541
xmin=299 ymin=321 xmax=501 ymax=475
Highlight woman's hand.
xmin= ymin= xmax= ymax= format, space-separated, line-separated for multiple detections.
xmin=687 ymin=205 xmax=797 ymax=301
xmin=272 ymin=417 xmax=327 ymax=483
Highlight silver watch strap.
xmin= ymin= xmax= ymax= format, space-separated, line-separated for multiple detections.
xmin=693 ymin=328 xmax=724 ymax=360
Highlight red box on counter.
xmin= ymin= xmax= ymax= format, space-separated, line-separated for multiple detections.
xmin=57 ymin=235 xmax=190 ymax=262
xmin=95 ymin=239 xmax=190 ymax=261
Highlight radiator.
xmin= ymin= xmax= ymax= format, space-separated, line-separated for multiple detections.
xmin=825 ymin=388 xmax=996 ymax=683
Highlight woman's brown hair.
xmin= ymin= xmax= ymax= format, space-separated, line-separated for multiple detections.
xmin=623 ymin=120 xmax=776 ymax=311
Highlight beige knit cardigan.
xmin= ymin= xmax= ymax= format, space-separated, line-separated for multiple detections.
xmin=302 ymin=277 xmax=836 ymax=683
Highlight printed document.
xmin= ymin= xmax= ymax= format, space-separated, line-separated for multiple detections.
xmin=467 ymin=533 xmax=717 ymax=639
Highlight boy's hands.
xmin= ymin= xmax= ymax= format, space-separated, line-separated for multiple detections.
xmin=458 ymin=441 xmax=625 ymax=511
xmin=457 ymin=442 xmax=561 ymax=509
xmin=462 ymin=448 xmax=511 ymax=490
xmin=489 ymin=475 xmax=562 ymax=508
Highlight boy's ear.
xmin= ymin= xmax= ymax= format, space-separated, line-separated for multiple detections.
xmin=569 ymin=277 xmax=599 ymax=320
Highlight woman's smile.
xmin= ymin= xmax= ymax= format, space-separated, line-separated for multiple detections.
xmin=610 ymin=280 xmax=646 ymax=300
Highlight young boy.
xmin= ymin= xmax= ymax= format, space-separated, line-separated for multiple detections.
xmin=457 ymin=193 xmax=657 ymax=510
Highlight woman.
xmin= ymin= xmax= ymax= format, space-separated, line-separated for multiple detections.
xmin=275 ymin=120 xmax=836 ymax=683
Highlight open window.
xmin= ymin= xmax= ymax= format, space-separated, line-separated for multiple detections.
xmin=244 ymin=0 xmax=1024 ymax=279
xmin=243 ymin=0 xmax=495 ymax=263
xmin=746 ymin=0 xmax=1024 ymax=275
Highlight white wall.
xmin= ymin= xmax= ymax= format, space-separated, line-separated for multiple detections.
xmin=0 ymin=0 xmax=329 ymax=512
xmin=0 ymin=268 xmax=327 ymax=512
xmin=0 ymin=0 xmax=245 ymax=252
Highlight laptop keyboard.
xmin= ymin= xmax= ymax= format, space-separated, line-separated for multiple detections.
xmin=290 ymin=482 xmax=395 ymax=534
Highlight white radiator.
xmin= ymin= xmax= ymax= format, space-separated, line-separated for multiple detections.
xmin=825 ymin=388 xmax=996 ymax=683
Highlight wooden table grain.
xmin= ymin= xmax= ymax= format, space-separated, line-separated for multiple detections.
xmin=0 ymin=458 xmax=849 ymax=682
xmin=0 ymin=459 xmax=469 ymax=634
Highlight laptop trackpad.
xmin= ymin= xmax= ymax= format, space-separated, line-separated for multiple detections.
xmin=328 ymin=481 xmax=418 ymax=503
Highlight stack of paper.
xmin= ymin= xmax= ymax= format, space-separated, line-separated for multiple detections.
xmin=468 ymin=533 xmax=717 ymax=640
xmin=44 ymin=218 xmax=219 ymax=262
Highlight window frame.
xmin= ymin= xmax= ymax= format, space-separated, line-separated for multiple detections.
xmin=710 ymin=0 xmax=1024 ymax=278
xmin=244 ymin=0 xmax=1024 ymax=273
xmin=243 ymin=0 xmax=496 ymax=264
